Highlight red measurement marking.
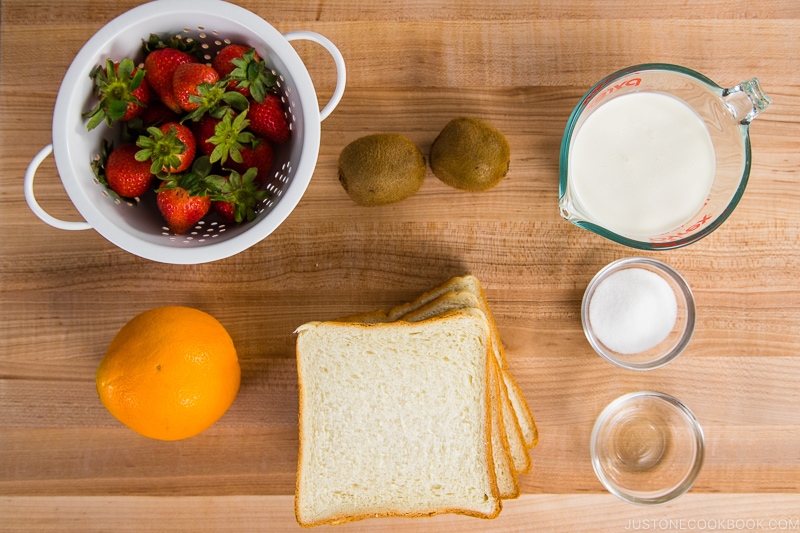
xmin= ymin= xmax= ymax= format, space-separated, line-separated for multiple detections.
xmin=650 ymin=208 xmax=714 ymax=244
xmin=584 ymin=78 xmax=642 ymax=109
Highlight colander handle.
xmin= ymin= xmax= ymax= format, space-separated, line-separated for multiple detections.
xmin=24 ymin=144 xmax=92 ymax=231
xmin=284 ymin=31 xmax=346 ymax=122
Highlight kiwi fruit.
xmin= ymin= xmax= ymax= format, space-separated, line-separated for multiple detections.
xmin=338 ymin=134 xmax=426 ymax=206
xmin=429 ymin=117 xmax=510 ymax=192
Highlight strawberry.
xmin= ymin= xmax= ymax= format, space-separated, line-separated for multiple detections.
xmin=178 ymin=78 xmax=249 ymax=123
xmin=135 ymin=122 xmax=196 ymax=176
xmin=84 ymin=59 xmax=150 ymax=130
xmin=157 ymin=187 xmax=211 ymax=235
xmin=191 ymin=114 xmax=222 ymax=157
xmin=211 ymin=168 xmax=270 ymax=224
xmin=205 ymin=110 xmax=257 ymax=165
xmin=91 ymin=142 xmax=155 ymax=199
xmin=212 ymin=45 xmax=254 ymax=80
xmin=225 ymin=137 xmax=274 ymax=185
xmin=211 ymin=199 xmax=237 ymax=224
xmin=172 ymin=63 xmax=220 ymax=112
xmin=139 ymin=101 xmax=181 ymax=127
xmin=156 ymin=156 xmax=218 ymax=235
xmin=248 ymin=93 xmax=290 ymax=144
xmin=214 ymin=46 xmax=276 ymax=102
xmin=143 ymin=48 xmax=198 ymax=113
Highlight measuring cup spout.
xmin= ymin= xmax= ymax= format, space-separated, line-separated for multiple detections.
xmin=722 ymin=78 xmax=772 ymax=124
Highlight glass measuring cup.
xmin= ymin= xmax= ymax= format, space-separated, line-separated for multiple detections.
xmin=559 ymin=64 xmax=772 ymax=249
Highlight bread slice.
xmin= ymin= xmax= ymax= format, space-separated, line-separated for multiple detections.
xmin=401 ymin=291 xmax=530 ymax=476
xmin=295 ymin=310 xmax=501 ymax=527
xmin=338 ymin=276 xmax=538 ymax=450
xmin=386 ymin=275 xmax=538 ymax=449
xmin=485 ymin=354 xmax=520 ymax=499
xmin=347 ymin=292 xmax=520 ymax=498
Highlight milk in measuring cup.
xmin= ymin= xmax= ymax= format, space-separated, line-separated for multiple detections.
xmin=569 ymin=92 xmax=715 ymax=237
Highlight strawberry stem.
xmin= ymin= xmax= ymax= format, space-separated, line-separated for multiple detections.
xmin=225 ymin=49 xmax=278 ymax=103
xmin=212 ymin=167 xmax=270 ymax=223
xmin=183 ymin=82 xmax=249 ymax=123
xmin=207 ymin=110 xmax=255 ymax=165
xmin=157 ymin=155 xmax=221 ymax=197
xmin=135 ymin=125 xmax=187 ymax=177
xmin=84 ymin=58 xmax=147 ymax=131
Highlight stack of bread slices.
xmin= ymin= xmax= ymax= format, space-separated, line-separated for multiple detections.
xmin=294 ymin=275 xmax=537 ymax=527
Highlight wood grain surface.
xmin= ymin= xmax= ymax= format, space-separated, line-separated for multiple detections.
xmin=2 ymin=0 xmax=799 ymax=531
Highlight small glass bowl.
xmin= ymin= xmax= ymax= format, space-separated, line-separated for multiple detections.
xmin=591 ymin=391 xmax=705 ymax=505
xmin=581 ymin=257 xmax=695 ymax=371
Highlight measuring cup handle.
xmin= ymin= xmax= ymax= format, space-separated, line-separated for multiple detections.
xmin=722 ymin=78 xmax=772 ymax=125
xmin=24 ymin=144 xmax=92 ymax=231
xmin=284 ymin=30 xmax=346 ymax=122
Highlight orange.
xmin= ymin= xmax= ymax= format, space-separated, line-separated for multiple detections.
xmin=96 ymin=306 xmax=240 ymax=441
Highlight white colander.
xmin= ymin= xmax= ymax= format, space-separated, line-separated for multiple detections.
xmin=24 ymin=0 xmax=345 ymax=264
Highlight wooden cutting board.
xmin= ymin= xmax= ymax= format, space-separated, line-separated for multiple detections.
xmin=2 ymin=0 xmax=799 ymax=530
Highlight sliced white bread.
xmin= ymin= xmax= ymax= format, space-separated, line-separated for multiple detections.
xmin=385 ymin=275 xmax=538 ymax=449
xmin=401 ymin=291 xmax=530 ymax=475
xmin=347 ymin=291 xmax=520 ymax=498
xmin=486 ymin=354 xmax=520 ymax=499
xmin=295 ymin=310 xmax=501 ymax=527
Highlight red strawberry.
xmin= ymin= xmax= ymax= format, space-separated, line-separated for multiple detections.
xmin=135 ymin=122 xmax=196 ymax=175
xmin=212 ymin=199 xmax=237 ymax=224
xmin=203 ymin=110 xmax=257 ymax=166
xmin=213 ymin=46 xmax=276 ymax=101
xmin=144 ymin=48 xmax=198 ymax=113
xmin=84 ymin=59 xmax=151 ymax=130
xmin=172 ymin=63 xmax=220 ymax=112
xmin=212 ymin=44 xmax=255 ymax=80
xmin=139 ymin=101 xmax=181 ymax=127
xmin=155 ymin=156 xmax=217 ymax=234
xmin=226 ymin=137 xmax=274 ymax=185
xmin=211 ymin=168 xmax=269 ymax=224
xmin=191 ymin=114 xmax=222 ymax=157
xmin=248 ymin=94 xmax=290 ymax=144
xmin=157 ymin=187 xmax=211 ymax=235
xmin=95 ymin=143 xmax=155 ymax=198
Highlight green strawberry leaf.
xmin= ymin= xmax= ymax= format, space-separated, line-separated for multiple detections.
xmin=130 ymin=67 xmax=145 ymax=91
xmin=225 ymin=49 xmax=277 ymax=104
xmin=117 ymin=58 xmax=135 ymax=79
xmin=182 ymin=81 xmax=234 ymax=122
xmin=135 ymin=125 xmax=187 ymax=177
xmin=214 ymin=167 xmax=270 ymax=223
xmin=222 ymin=91 xmax=249 ymax=111
xmin=85 ymin=107 xmax=106 ymax=131
xmin=141 ymin=33 xmax=202 ymax=59
xmin=206 ymin=110 xmax=254 ymax=165
xmin=191 ymin=154 xmax=213 ymax=177
xmin=108 ymin=99 xmax=129 ymax=121
xmin=83 ymin=57 xmax=147 ymax=131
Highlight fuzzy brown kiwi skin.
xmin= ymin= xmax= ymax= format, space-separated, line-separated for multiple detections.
xmin=429 ymin=117 xmax=510 ymax=192
xmin=338 ymin=134 xmax=426 ymax=206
